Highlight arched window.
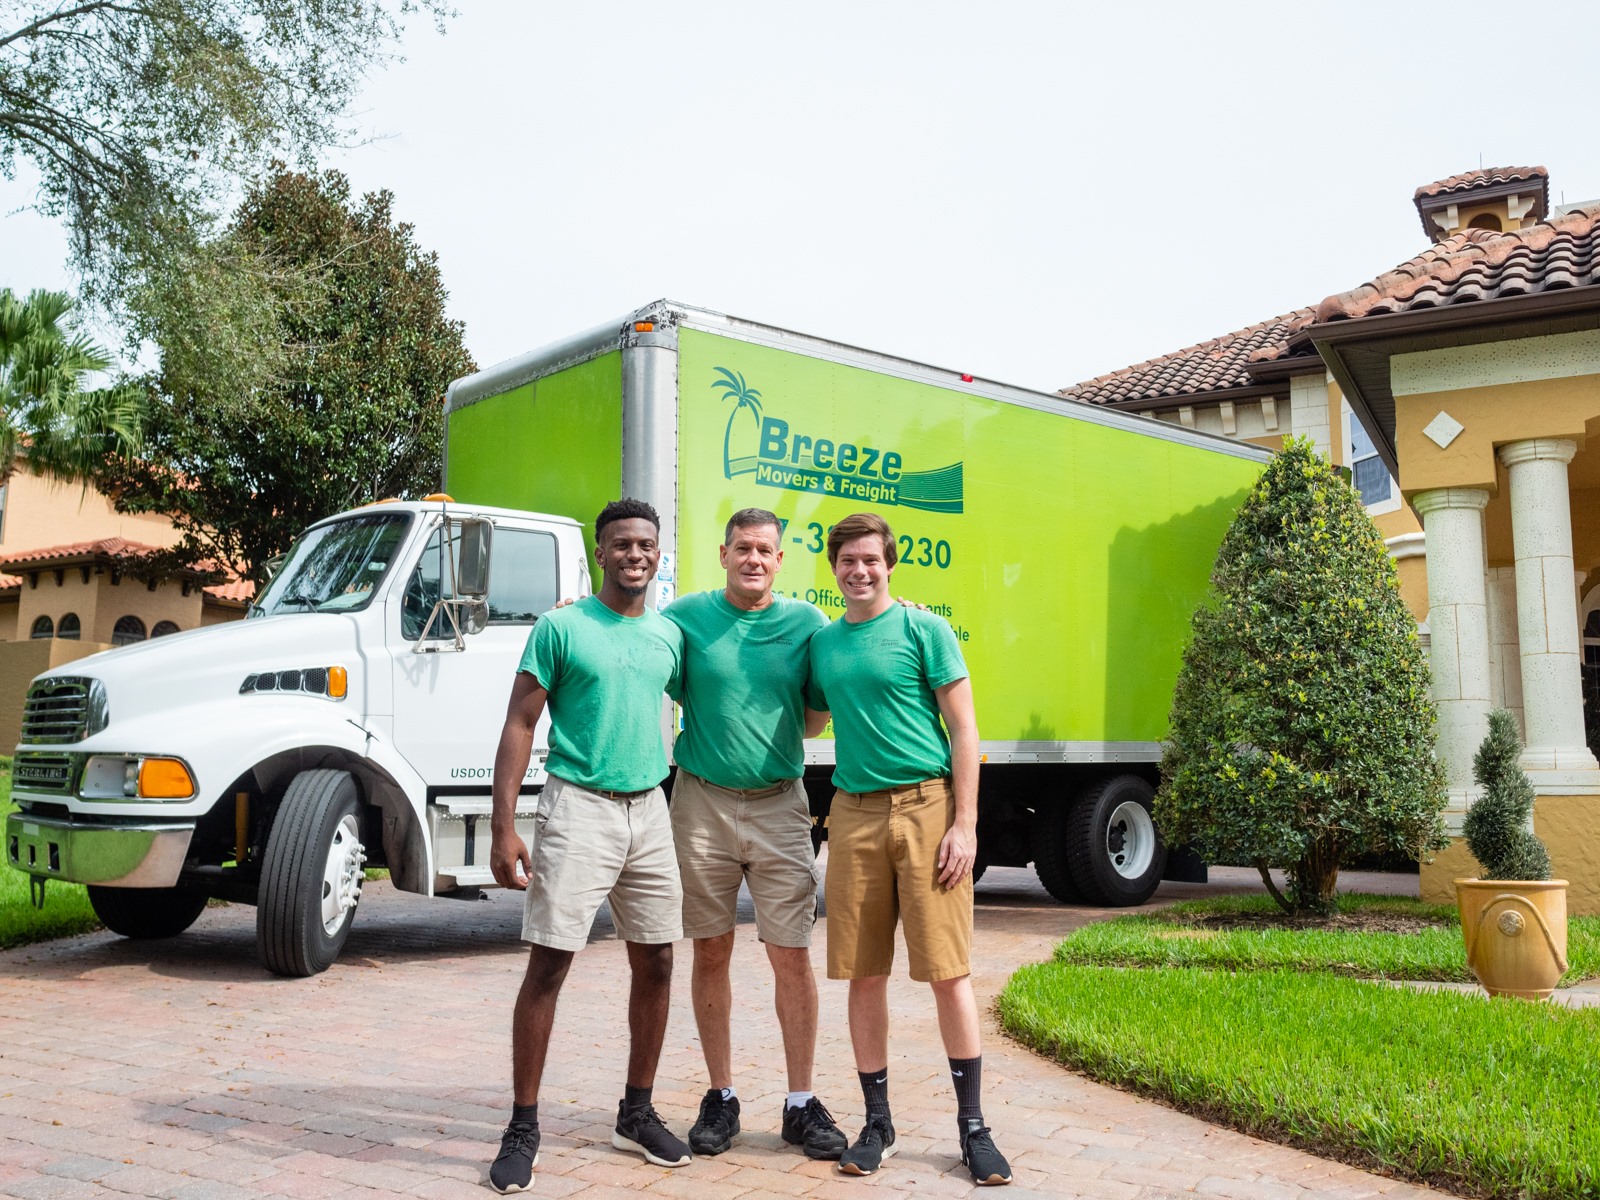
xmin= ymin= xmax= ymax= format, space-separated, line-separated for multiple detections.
xmin=29 ymin=615 xmax=53 ymax=639
xmin=151 ymin=620 xmax=180 ymax=637
xmin=57 ymin=613 xmax=81 ymax=640
xmin=1468 ymin=212 xmax=1503 ymax=232
xmin=112 ymin=616 xmax=147 ymax=646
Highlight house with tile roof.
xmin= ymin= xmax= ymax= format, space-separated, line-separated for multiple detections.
xmin=1064 ymin=165 xmax=1600 ymax=912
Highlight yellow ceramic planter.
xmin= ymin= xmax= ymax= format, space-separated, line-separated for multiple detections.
xmin=1455 ymin=878 xmax=1569 ymax=1000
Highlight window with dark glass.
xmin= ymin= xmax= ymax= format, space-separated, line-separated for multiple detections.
xmin=29 ymin=615 xmax=52 ymax=639
xmin=113 ymin=616 xmax=146 ymax=646
xmin=402 ymin=526 xmax=558 ymax=640
xmin=1350 ymin=418 xmax=1392 ymax=506
xmin=57 ymin=613 xmax=80 ymax=640
xmin=152 ymin=620 xmax=180 ymax=637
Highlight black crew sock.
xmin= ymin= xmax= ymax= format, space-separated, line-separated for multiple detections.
xmin=622 ymin=1084 xmax=652 ymax=1115
xmin=510 ymin=1102 xmax=538 ymax=1127
xmin=858 ymin=1068 xmax=890 ymax=1119
xmin=950 ymin=1055 xmax=983 ymax=1124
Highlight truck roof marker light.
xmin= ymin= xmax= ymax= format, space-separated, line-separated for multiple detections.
xmin=422 ymin=493 xmax=454 ymax=503
xmin=961 ymin=374 xmax=974 ymax=383
xmin=327 ymin=666 xmax=348 ymax=700
xmin=139 ymin=757 xmax=195 ymax=799
xmin=635 ymin=321 xmax=655 ymax=332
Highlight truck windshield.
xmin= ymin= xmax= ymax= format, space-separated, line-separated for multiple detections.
xmin=251 ymin=513 xmax=412 ymax=617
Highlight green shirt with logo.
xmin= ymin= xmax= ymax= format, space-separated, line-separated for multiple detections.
xmin=806 ymin=605 xmax=968 ymax=794
xmin=519 ymin=595 xmax=684 ymax=792
xmin=664 ymin=590 xmax=829 ymax=789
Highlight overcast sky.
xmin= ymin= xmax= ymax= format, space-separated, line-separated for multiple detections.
xmin=6 ymin=1 xmax=1599 ymax=395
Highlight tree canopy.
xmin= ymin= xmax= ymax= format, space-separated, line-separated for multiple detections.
xmin=1154 ymin=437 xmax=1448 ymax=915
xmin=96 ymin=166 xmax=475 ymax=584
xmin=0 ymin=0 xmax=449 ymax=311
xmin=0 ymin=286 xmax=142 ymax=485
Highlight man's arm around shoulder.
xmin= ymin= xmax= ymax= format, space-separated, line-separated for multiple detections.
xmin=489 ymin=671 xmax=548 ymax=890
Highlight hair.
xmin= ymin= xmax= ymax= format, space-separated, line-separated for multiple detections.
xmin=826 ymin=511 xmax=897 ymax=568
xmin=595 ymin=497 xmax=661 ymax=543
xmin=724 ymin=507 xmax=781 ymax=545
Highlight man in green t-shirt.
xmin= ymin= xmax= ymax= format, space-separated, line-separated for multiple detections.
xmin=663 ymin=508 xmax=847 ymax=1162
xmin=485 ymin=498 xmax=692 ymax=1193
xmin=806 ymin=511 xmax=1012 ymax=1188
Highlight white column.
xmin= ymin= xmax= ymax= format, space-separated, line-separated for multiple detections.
xmin=1485 ymin=566 xmax=1524 ymax=735
xmin=1412 ymin=487 xmax=1494 ymax=804
xmin=1498 ymin=439 xmax=1599 ymax=773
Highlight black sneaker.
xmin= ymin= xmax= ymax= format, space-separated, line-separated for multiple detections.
xmin=688 ymin=1088 xmax=741 ymax=1155
xmin=612 ymin=1100 xmax=692 ymax=1167
xmin=781 ymin=1096 xmax=847 ymax=1160
xmin=837 ymin=1112 xmax=896 ymax=1175
xmin=489 ymin=1120 xmax=539 ymax=1193
xmin=959 ymin=1118 xmax=1012 ymax=1186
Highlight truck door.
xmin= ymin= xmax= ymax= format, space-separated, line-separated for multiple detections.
xmin=390 ymin=522 xmax=559 ymax=804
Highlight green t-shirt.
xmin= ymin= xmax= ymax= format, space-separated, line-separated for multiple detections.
xmin=664 ymin=590 xmax=829 ymax=789
xmin=806 ymin=605 xmax=969 ymax=793
xmin=518 ymin=595 xmax=684 ymax=792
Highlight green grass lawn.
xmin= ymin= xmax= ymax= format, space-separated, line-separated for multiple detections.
xmin=0 ymin=771 xmax=104 ymax=949
xmin=1057 ymin=892 xmax=1600 ymax=985
xmin=1001 ymin=893 xmax=1600 ymax=1200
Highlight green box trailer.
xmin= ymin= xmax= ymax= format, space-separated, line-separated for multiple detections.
xmin=445 ymin=300 xmax=1270 ymax=906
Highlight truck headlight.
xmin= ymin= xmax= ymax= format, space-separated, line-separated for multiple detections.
xmin=81 ymin=755 xmax=198 ymax=801
xmin=239 ymin=665 xmax=348 ymax=701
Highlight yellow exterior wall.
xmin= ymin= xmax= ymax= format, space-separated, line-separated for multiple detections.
xmin=1393 ymin=556 xmax=1428 ymax=619
xmin=0 ymin=465 xmax=182 ymax=556
xmin=1327 ymin=378 xmax=1346 ymax=467
xmin=1420 ymin=802 xmax=1600 ymax=917
xmin=1395 ymin=374 xmax=1600 ymax=494
xmin=0 ymin=637 xmax=114 ymax=751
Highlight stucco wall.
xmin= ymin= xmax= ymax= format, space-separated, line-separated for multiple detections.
xmin=15 ymin=571 xmax=204 ymax=644
xmin=0 ymin=466 xmax=183 ymax=554
xmin=0 ymin=638 xmax=114 ymax=752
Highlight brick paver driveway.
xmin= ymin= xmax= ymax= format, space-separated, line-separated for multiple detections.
xmin=0 ymin=864 xmax=1445 ymax=1199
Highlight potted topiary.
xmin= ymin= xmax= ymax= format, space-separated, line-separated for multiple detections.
xmin=1456 ymin=709 xmax=1569 ymax=999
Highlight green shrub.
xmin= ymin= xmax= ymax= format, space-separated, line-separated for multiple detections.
xmin=1155 ymin=437 xmax=1447 ymax=915
xmin=1464 ymin=708 xmax=1550 ymax=880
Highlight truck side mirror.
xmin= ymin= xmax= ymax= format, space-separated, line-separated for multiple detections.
xmin=456 ymin=518 xmax=492 ymax=599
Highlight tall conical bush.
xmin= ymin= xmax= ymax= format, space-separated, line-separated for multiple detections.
xmin=1463 ymin=709 xmax=1550 ymax=881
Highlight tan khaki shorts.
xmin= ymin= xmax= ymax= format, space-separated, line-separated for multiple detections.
xmin=671 ymin=770 xmax=820 ymax=947
xmin=521 ymin=774 xmax=682 ymax=951
xmin=823 ymin=776 xmax=973 ymax=982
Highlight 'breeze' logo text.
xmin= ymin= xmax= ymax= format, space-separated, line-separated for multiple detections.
xmin=713 ymin=366 xmax=964 ymax=513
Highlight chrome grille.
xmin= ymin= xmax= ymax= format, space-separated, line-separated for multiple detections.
xmin=12 ymin=752 xmax=77 ymax=795
xmin=21 ymin=677 xmax=91 ymax=744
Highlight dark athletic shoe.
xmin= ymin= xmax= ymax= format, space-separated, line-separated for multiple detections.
xmin=959 ymin=1118 xmax=1012 ymax=1186
xmin=837 ymin=1113 xmax=896 ymax=1175
xmin=781 ymin=1096 xmax=847 ymax=1160
xmin=488 ymin=1120 xmax=539 ymax=1193
xmin=612 ymin=1101 xmax=692 ymax=1167
xmin=688 ymin=1088 xmax=741 ymax=1155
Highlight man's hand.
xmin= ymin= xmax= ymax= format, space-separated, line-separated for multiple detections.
xmin=553 ymin=596 xmax=576 ymax=609
xmin=937 ymin=820 xmax=978 ymax=889
xmin=894 ymin=597 xmax=929 ymax=610
xmin=490 ymin=828 xmax=533 ymax=890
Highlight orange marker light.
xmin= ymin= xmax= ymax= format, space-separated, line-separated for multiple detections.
xmin=139 ymin=758 xmax=195 ymax=799
xmin=327 ymin=665 xmax=348 ymax=700
xmin=635 ymin=321 xmax=655 ymax=332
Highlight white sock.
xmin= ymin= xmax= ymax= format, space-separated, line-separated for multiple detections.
xmin=786 ymin=1090 xmax=814 ymax=1110
xmin=720 ymin=1087 xmax=736 ymax=1102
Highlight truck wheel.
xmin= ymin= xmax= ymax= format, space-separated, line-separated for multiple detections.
xmin=257 ymin=769 xmax=366 ymax=977
xmin=1031 ymin=803 xmax=1084 ymax=903
xmin=1066 ymin=775 xmax=1167 ymax=907
xmin=87 ymin=885 xmax=208 ymax=939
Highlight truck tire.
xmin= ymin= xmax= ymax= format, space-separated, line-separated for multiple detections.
xmin=87 ymin=884 xmax=208 ymax=939
xmin=1065 ymin=775 xmax=1167 ymax=907
xmin=1031 ymin=802 xmax=1084 ymax=903
xmin=257 ymin=769 xmax=365 ymax=977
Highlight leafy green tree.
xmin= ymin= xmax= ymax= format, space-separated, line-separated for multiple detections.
xmin=96 ymin=167 xmax=474 ymax=583
xmin=0 ymin=286 xmax=142 ymax=485
xmin=0 ymin=0 xmax=450 ymax=313
xmin=1463 ymin=709 xmax=1550 ymax=881
xmin=1154 ymin=437 xmax=1448 ymax=915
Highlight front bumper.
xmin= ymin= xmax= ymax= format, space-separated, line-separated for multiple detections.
xmin=5 ymin=812 xmax=195 ymax=887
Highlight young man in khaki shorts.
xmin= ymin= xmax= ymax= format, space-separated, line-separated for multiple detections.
xmin=805 ymin=511 xmax=1012 ymax=1187
xmin=663 ymin=507 xmax=848 ymax=1160
xmin=486 ymin=499 xmax=692 ymax=1193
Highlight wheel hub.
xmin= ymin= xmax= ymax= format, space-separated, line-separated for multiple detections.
xmin=320 ymin=814 xmax=365 ymax=936
xmin=1104 ymin=800 xmax=1155 ymax=879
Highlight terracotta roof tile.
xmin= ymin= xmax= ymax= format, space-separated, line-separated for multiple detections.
xmin=1413 ymin=165 xmax=1547 ymax=200
xmin=0 ymin=573 xmax=20 ymax=591
xmin=203 ymin=579 xmax=256 ymax=605
xmin=1062 ymin=309 xmax=1316 ymax=405
xmin=1315 ymin=205 xmax=1600 ymax=322
xmin=0 ymin=537 xmax=165 ymax=570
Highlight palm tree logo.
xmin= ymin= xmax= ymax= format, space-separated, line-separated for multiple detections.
xmin=712 ymin=367 xmax=762 ymax=479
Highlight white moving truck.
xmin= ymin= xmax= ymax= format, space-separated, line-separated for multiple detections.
xmin=7 ymin=301 xmax=1269 ymax=975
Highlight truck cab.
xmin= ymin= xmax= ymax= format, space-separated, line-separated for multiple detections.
xmin=6 ymin=499 xmax=589 ymax=975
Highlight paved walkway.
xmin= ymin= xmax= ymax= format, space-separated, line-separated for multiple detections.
xmin=0 ymin=865 xmax=1449 ymax=1199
